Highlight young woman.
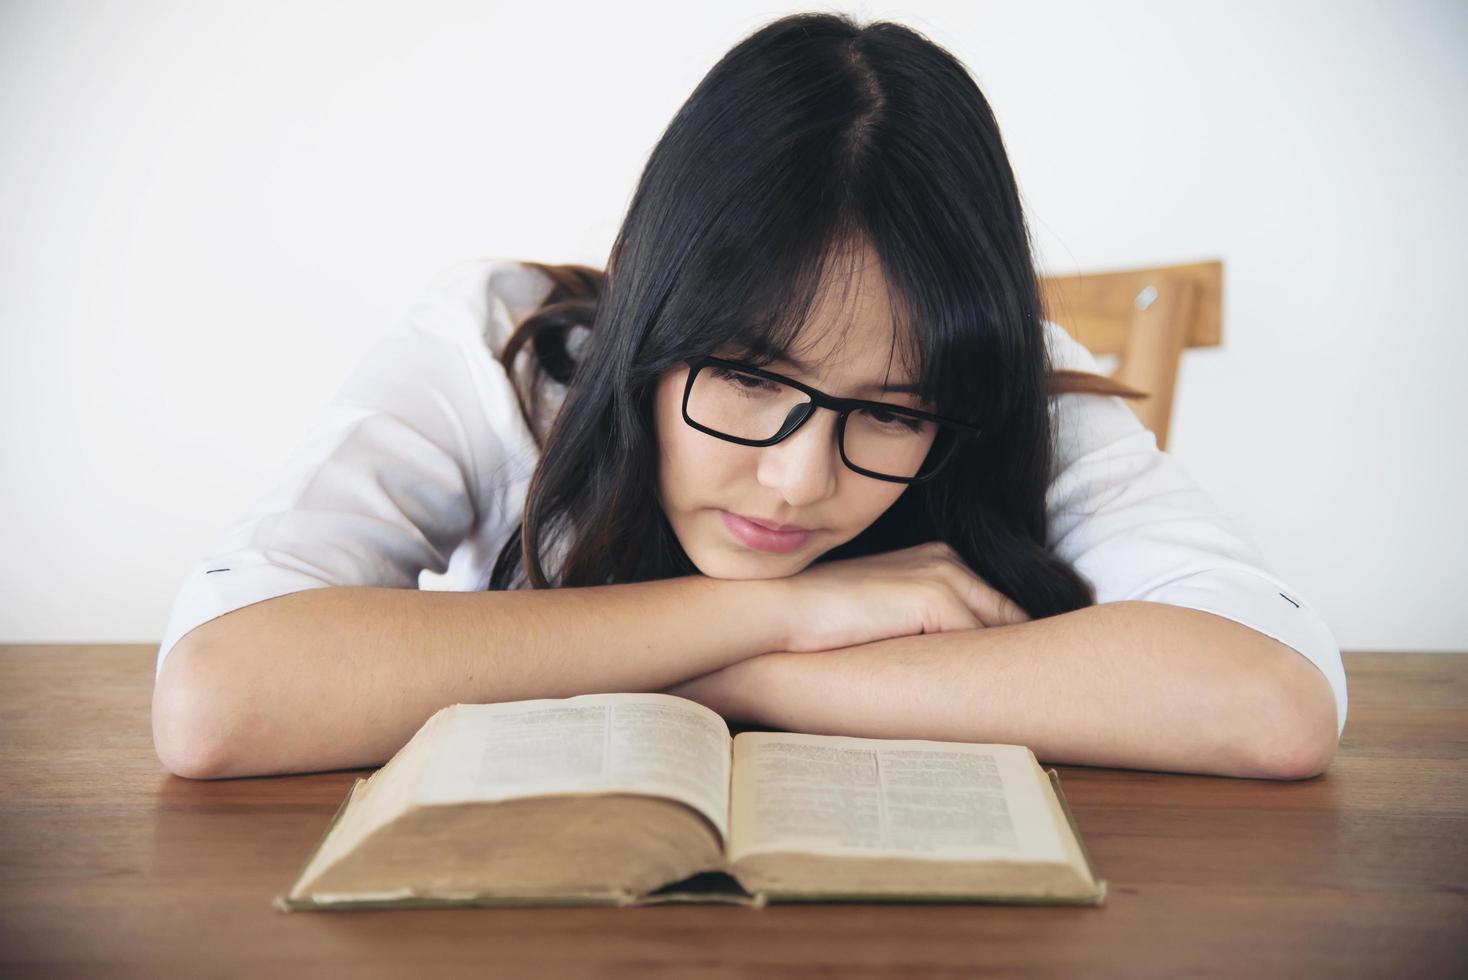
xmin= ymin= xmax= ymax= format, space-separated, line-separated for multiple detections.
xmin=151 ymin=13 xmax=1346 ymax=781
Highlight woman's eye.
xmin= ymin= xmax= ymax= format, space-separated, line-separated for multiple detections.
xmin=862 ymin=407 xmax=925 ymax=432
xmin=713 ymin=367 xmax=775 ymax=392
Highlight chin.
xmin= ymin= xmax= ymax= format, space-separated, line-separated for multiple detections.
xmin=686 ymin=547 xmax=810 ymax=581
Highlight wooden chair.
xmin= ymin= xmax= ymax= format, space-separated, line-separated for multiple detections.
xmin=1039 ymin=260 xmax=1223 ymax=451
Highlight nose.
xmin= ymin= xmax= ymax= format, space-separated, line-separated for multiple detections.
xmin=756 ymin=404 xmax=840 ymax=507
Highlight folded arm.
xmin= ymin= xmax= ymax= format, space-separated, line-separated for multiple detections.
xmin=665 ymin=598 xmax=1340 ymax=780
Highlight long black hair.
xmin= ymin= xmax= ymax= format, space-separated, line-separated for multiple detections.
xmin=488 ymin=12 xmax=1144 ymax=618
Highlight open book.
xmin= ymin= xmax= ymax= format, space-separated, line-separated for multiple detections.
xmin=275 ymin=693 xmax=1106 ymax=910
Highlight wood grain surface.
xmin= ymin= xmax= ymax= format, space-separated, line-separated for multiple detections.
xmin=1 ymin=646 xmax=1463 ymax=978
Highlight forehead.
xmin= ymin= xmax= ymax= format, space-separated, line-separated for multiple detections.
xmin=741 ymin=342 xmax=926 ymax=398
xmin=725 ymin=239 xmax=921 ymax=390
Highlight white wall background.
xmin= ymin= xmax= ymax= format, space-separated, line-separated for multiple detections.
xmin=2 ymin=0 xmax=1464 ymax=651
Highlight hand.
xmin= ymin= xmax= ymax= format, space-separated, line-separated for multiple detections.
xmin=663 ymin=654 xmax=779 ymax=725
xmin=773 ymin=541 xmax=1031 ymax=654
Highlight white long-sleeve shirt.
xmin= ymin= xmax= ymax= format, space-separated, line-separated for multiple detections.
xmin=154 ymin=257 xmax=1349 ymax=736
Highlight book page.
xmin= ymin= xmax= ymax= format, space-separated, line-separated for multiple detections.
xmin=415 ymin=693 xmax=732 ymax=841
xmin=728 ymin=732 xmax=1068 ymax=864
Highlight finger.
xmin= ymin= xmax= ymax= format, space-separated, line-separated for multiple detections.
xmin=982 ymin=584 xmax=1031 ymax=626
xmin=944 ymin=567 xmax=1030 ymax=627
xmin=944 ymin=598 xmax=983 ymax=633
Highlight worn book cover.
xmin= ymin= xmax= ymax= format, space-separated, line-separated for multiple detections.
xmin=273 ymin=695 xmax=1107 ymax=911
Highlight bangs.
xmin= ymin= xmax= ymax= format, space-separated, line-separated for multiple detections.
xmin=665 ymin=228 xmax=946 ymax=411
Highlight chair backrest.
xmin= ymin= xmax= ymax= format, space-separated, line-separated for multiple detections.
xmin=1039 ymin=260 xmax=1223 ymax=451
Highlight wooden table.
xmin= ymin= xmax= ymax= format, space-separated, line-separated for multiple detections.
xmin=1 ymin=647 xmax=1464 ymax=977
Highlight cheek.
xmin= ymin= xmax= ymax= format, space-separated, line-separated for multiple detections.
xmin=660 ymin=423 xmax=744 ymax=503
xmin=835 ymin=480 xmax=908 ymax=531
xmin=654 ymin=370 xmax=731 ymax=504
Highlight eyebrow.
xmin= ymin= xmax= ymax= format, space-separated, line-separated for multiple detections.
xmin=763 ymin=351 xmax=926 ymax=396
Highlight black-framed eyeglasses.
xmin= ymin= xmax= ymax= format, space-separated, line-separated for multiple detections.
xmin=681 ymin=355 xmax=982 ymax=484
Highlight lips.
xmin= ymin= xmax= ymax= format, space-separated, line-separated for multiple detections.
xmin=738 ymin=514 xmax=811 ymax=533
xmin=720 ymin=511 xmax=813 ymax=554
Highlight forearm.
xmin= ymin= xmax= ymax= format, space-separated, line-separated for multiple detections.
xmin=153 ymin=577 xmax=785 ymax=780
xmin=697 ymin=601 xmax=1339 ymax=779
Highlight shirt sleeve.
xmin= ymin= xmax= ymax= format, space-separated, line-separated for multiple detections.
xmin=1042 ymin=321 xmax=1348 ymax=737
xmin=153 ymin=258 xmax=547 ymax=682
